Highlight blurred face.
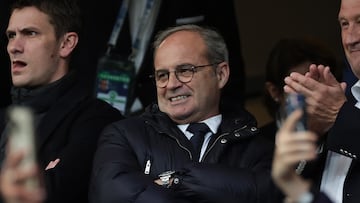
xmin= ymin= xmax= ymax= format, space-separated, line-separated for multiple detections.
xmin=6 ymin=7 xmax=67 ymax=87
xmin=339 ymin=0 xmax=360 ymax=79
xmin=154 ymin=31 xmax=228 ymax=124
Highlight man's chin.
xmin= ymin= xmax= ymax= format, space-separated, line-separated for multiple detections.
xmin=167 ymin=110 xmax=193 ymax=124
xmin=12 ymin=79 xmax=34 ymax=88
xmin=12 ymin=81 xmax=27 ymax=87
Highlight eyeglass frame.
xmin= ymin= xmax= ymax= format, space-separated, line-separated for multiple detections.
xmin=149 ymin=62 xmax=223 ymax=88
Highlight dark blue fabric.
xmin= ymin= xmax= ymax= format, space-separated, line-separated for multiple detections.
xmin=187 ymin=123 xmax=210 ymax=161
xmin=89 ymin=104 xmax=274 ymax=203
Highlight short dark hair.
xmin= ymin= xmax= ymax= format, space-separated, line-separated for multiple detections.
xmin=11 ymin=0 xmax=82 ymax=40
xmin=264 ymin=38 xmax=342 ymax=118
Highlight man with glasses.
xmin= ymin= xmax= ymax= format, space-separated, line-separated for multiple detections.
xmin=89 ymin=24 xmax=273 ymax=203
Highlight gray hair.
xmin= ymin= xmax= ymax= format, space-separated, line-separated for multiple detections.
xmin=153 ymin=24 xmax=229 ymax=64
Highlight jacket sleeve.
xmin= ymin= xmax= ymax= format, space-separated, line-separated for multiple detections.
xmin=327 ymin=101 xmax=360 ymax=161
xmin=88 ymin=121 xmax=191 ymax=203
xmin=171 ymin=136 xmax=274 ymax=203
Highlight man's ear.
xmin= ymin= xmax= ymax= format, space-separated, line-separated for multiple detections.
xmin=59 ymin=32 xmax=79 ymax=58
xmin=265 ymin=81 xmax=282 ymax=103
xmin=216 ymin=62 xmax=230 ymax=89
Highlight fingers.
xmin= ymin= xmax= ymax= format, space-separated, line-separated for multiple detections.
xmin=277 ymin=109 xmax=303 ymax=135
xmin=306 ymin=64 xmax=320 ymax=80
xmin=5 ymin=150 xmax=25 ymax=169
xmin=2 ymin=150 xmax=38 ymax=184
xmin=0 ymin=150 xmax=45 ymax=203
xmin=272 ymin=129 xmax=317 ymax=188
xmin=284 ymin=64 xmax=346 ymax=135
xmin=284 ymin=73 xmax=314 ymax=97
xmin=275 ymin=110 xmax=318 ymax=163
xmin=20 ymin=186 xmax=46 ymax=203
xmin=323 ymin=66 xmax=341 ymax=86
xmin=285 ymin=65 xmax=342 ymax=93
xmin=284 ymin=65 xmax=342 ymax=96
xmin=306 ymin=64 xmax=332 ymax=84
xmin=283 ymin=85 xmax=297 ymax=94
xmin=340 ymin=82 xmax=347 ymax=92
xmin=276 ymin=131 xmax=317 ymax=160
xmin=0 ymin=167 xmax=45 ymax=203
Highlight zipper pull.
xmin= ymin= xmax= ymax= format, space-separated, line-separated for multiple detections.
xmin=144 ymin=159 xmax=151 ymax=174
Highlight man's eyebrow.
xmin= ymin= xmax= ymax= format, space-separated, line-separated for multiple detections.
xmin=5 ymin=28 xmax=15 ymax=34
xmin=155 ymin=68 xmax=169 ymax=72
xmin=5 ymin=29 xmax=15 ymax=37
xmin=338 ymin=14 xmax=360 ymax=21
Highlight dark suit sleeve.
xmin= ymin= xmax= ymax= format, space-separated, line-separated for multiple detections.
xmin=171 ymin=137 xmax=274 ymax=203
xmin=327 ymin=101 xmax=360 ymax=161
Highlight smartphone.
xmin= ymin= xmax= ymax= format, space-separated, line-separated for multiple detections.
xmin=285 ymin=93 xmax=307 ymax=131
xmin=7 ymin=106 xmax=39 ymax=188
xmin=285 ymin=93 xmax=308 ymax=174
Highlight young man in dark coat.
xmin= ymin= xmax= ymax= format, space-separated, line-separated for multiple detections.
xmin=0 ymin=0 xmax=123 ymax=202
xmin=89 ymin=25 xmax=273 ymax=203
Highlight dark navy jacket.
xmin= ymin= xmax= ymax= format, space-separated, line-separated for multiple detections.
xmin=89 ymin=104 xmax=274 ymax=203
xmin=326 ymin=101 xmax=360 ymax=203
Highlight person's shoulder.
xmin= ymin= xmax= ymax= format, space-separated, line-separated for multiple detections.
xmin=93 ymin=98 xmax=119 ymax=110
xmin=221 ymin=105 xmax=258 ymax=129
xmin=99 ymin=114 xmax=148 ymax=141
xmin=221 ymin=109 xmax=274 ymax=149
xmin=259 ymin=121 xmax=277 ymax=143
xmin=102 ymin=104 xmax=161 ymax=132
xmin=74 ymin=98 xmax=125 ymax=123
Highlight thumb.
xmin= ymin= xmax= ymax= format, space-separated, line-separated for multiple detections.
xmin=340 ymin=82 xmax=347 ymax=93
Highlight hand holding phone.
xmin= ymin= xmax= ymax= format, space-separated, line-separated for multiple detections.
xmin=6 ymin=106 xmax=39 ymax=188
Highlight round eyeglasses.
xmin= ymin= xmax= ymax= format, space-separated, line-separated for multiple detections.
xmin=150 ymin=62 xmax=221 ymax=88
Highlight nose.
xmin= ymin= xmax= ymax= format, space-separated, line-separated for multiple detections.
xmin=166 ymin=71 xmax=182 ymax=89
xmin=7 ymin=36 xmax=24 ymax=55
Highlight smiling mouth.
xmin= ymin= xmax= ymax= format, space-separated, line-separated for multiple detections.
xmin=349 ymin=49 xmax=360 ymax=52
xmin=169 ymin=95 xmax=189 ymax=102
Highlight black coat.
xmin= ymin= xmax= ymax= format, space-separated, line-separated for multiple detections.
xmin=89 ymin=104 xmax=274 ymax=203
xmin=0 ymin=75 xmax=124 ymax=203
xmin=325 ymin=101 xmax=360 ymax=203
xmin=290 ymin=101 xmax=360 ymax=203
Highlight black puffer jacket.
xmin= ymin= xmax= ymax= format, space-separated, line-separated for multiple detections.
xmin=89 ymin=104 xmax=274 ymax=203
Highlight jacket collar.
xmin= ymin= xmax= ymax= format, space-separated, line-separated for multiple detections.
xmin=11 ymin=72 xmax=77 ymax=114
xmin=142 ymin=103 xmax=258 ymax=137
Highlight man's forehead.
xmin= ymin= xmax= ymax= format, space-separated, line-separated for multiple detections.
xmin=8 ymin=7 xmax=53 ymax=32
